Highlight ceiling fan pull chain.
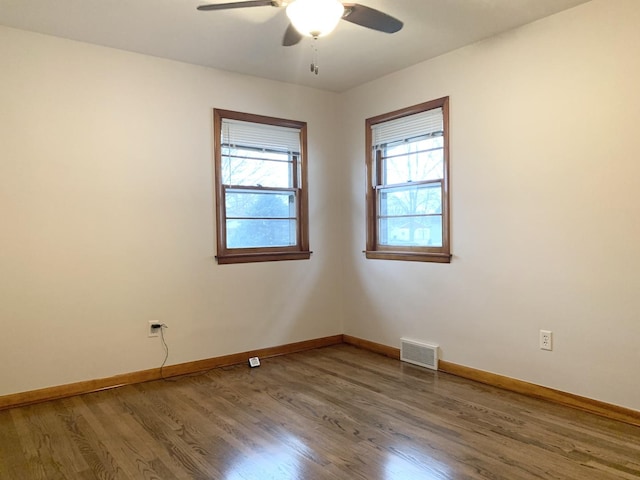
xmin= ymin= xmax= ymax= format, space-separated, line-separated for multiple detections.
xmin=310 ymin=36 xmax=319 ymax=75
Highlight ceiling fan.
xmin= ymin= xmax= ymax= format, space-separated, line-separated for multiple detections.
xmin=196 ymin=0 xmax=403 ymax=47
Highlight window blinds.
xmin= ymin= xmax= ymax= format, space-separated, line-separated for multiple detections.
xmin=221 ymin=118 xmax=301 ymax=153
xmin=372 ymin=107 xmax=443 ymax=148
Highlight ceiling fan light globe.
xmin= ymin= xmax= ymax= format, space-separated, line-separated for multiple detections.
xmin=286 ymin=0 xmax=345 ymax=38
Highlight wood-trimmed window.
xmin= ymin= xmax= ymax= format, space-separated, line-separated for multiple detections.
xmin=365 ymin=97 xmax=451 ymax=263
xmin=213 ymin=109 xmax=310 ymax=264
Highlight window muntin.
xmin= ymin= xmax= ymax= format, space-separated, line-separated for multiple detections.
xmin=366 ymin=97 xmax=450 ymax=262
xmin=214 ymin=110 xmax=310 ymax=264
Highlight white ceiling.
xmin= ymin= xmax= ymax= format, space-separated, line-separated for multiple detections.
xmin=0 ymin=0 xmax=591 ymax=92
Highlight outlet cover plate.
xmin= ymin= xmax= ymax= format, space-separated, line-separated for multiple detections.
xmin=248 ymin=356 xmax=260 ymax=368
xmin=540 ymin=330 xmax=553 ymax=351
xmin=148 ymin=321 xmax=160 ymax=338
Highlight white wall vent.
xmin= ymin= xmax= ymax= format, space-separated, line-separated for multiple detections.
xmin=400 ymin=338 xmax=439 ymax=370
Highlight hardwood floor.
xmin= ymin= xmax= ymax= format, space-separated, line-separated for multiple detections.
xmin=1 ymin=345 xmax=638 ymax=479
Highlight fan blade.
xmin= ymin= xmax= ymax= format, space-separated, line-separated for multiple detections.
xmin=282 ymin=23 xmax=303 ymax=46
xmin=342 ymin=3 xmax=403 ymax=33
xmin=197 ymin=0 xmax=275 ymax=11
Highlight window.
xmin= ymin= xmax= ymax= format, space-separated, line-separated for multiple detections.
xmin=213 ymin=109 xmax=310 ymax=264
xmin=365 ymin=97 xmax=450 ymax=263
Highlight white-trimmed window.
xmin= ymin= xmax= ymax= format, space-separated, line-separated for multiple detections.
xmin=214 ymin=109 xmax=310 ymax=264
xmin=365 ymin=97 xmax=450 ymax=263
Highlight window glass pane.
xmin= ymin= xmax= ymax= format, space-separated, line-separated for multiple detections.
xmin=378 ymin=215 xmax=443 ymax=247
xmin=222 ymin=147 xmax=292 ymax=188
xmin=226 ymin=219 xmax=297 ymax=248
xmin=379 ymin=184 xmax=442 ymax=216
xmin=226 ymin=190 xmax=295 ymax=219
xmin=383 ymin=136 xmax=443 ymax=185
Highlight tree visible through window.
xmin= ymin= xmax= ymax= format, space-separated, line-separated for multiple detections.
xmin=214 ymin=109 xmax=310 ymax=264
xmin=365 ymin=97 xmax=451 ymax=263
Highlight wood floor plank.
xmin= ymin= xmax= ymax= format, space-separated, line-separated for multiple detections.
xmin=114 ymin=387 xmax=201 ymax=480
xmin=320 ymin=346 xmax=638 ymax=478
xmin=116 ymin=388 xmax=225 ymax=479
xmin=277 ymin=352 xmax=541 ymax=477
xmin=0 ymin=409 xmax=39 ymax=479
xmin=8 ymin=401 xmax=89 ymax=480
xmin=69 ymin=394 xmax=168 ymax=479
xmin=276 ymin=352 xmax=540 ymax=480
xmin=1 ymin=344 xmax=638 ymax=479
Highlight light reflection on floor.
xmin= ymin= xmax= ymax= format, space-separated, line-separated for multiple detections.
xmin=224 ymin=434 xmax=306 ymax=480
xmin=384 ymin=450 xmax=450 ymax=479
xmin=223 ymin=431 xmax=451 ymax=480
xmin=225 ymin=449 xmax=300 ymax=480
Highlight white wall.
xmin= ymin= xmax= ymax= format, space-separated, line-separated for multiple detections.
xmin=2 ymin=0 xmax=640 ymax=413
xmin=340 ymin=0 xmax=640 ymax=411
xmin=0 ymin=26 xmax=345 ymax=396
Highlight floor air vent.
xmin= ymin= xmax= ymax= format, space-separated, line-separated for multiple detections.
xmin=400 ymin=338 xmax=439 ymax=370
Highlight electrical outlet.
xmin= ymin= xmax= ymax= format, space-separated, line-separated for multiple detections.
xmin=539 ymin=330 xmax=552 ymax=351
xmin=248 ymin=357 xmax=260 ymax=368
xmin=148 ymin=321 xmax=161 ymax=338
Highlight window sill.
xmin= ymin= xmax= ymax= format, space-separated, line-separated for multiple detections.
xmin=364 ymin=251 xmax=451 ymax=263
xmin=216 ymin=251 xmax=312 ymax=265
